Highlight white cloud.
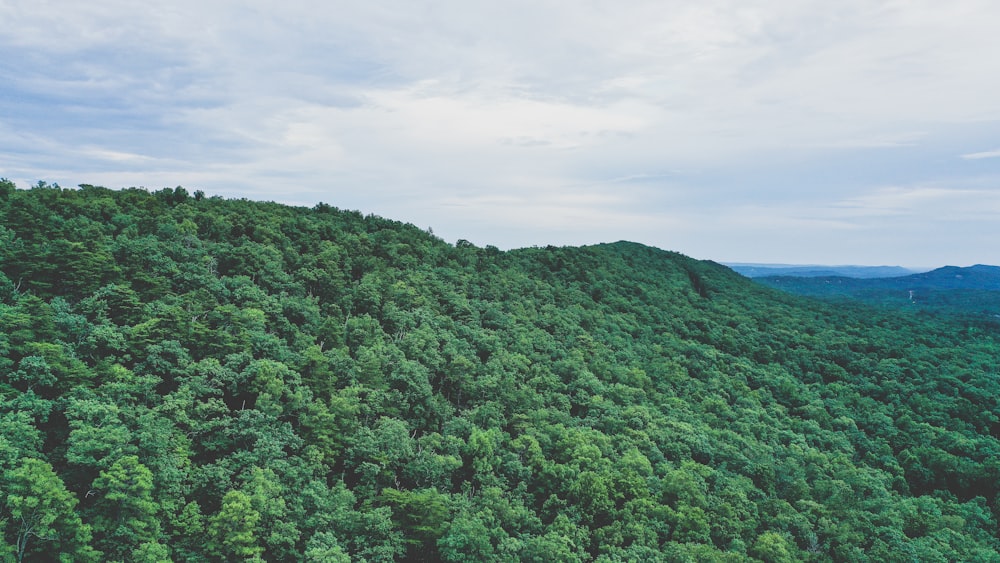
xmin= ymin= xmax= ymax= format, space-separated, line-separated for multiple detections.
xmin=830 ymin=185 xmax=1000 ymax=219
xmin=961 ymin=149 xmax=1000 ymax=160
xmin=817 ymin=132 xmax=927 ymax=149
xmin=3 ymin=0 xmax=1000 ymax=265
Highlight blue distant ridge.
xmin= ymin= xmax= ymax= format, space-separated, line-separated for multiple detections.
xmin=725 ymin=264 xmax=917 ymax=279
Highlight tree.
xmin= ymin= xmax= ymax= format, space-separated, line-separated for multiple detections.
xmin=90 ymin=455 xmax=161 ymax=558
xmin=2 ymin=458 xmax=99 ymax=562
xmin=0 ymin=178 xmax=14 ymax=200
xmin=380 ymin=487 xmax=451 ymax=559
xmin=304 ymin=531 xmax=351 ymax=562
xmin=242 ymin=467 xmax=301 ymax=560
xmin=64 ymin=396 xmax=134 ymax=475
xmin=750 ymin=531 xmax=795 ymax=563
xmin=437 ymin=511 xmax=494 ymax=561
xmin=208 ymin=490 xmax=263 ymax=560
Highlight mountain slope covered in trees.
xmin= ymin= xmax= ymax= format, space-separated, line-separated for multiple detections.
xmin=2 ymin=181 xmax=1000 ymax=561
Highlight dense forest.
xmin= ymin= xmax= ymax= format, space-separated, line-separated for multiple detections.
xmin=2 ymin=180 xmax=1000 ymax=561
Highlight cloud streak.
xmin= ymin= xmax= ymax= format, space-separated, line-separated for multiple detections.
xmin=961 ymin=149 xmax=1000 ymax=160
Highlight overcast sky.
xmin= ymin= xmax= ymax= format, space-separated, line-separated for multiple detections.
xmin=2 ymin=1 xmax=1000 ymax=266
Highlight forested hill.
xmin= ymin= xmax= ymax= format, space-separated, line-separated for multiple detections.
xmin=3 ymin=181 xmax=1000 ymax=562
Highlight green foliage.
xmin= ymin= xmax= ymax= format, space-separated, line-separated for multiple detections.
xmin=90 ymin=455 xmax=160 ymax=558
xmin=750 ymin=531 xmax=796 ymax=562
xmin=208 ymin=490 xmax=263 ymax=559
xmin=2 ymin=458 xmax=99 ymax=562
xmin=2 ymin=185 xmax=1000 ymax=560
xmin=380 ymin=487 xmax=450 ymax=558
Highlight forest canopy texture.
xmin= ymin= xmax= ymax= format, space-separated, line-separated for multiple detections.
xmin=2 ymin=180 xmax=1000 ymax=561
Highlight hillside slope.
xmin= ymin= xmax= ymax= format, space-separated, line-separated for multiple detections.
xmin=2 ymin=181 xmax=1000 ymax=561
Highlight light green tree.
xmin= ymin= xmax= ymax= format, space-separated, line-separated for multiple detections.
xmin=91 ymin=455 xmax=161 ymax=558
xmin=208 ymin=490 xmax=262 ymax=560
xmin=3 ymin=458 xmax=99 ymax=562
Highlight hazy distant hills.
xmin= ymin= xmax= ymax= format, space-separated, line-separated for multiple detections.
xmin=725 ymin=263 xmax=917 ymax=279
xmin=752 ymin=264 xmax=1000 ymax=320
xmin=756 ymin=264 xmax=1000 ymax=292
xmin=899 ymin=264 xmax=1000 ymax=290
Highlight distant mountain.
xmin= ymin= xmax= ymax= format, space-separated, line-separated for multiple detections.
xmin=895 ymin=264 xmax=1000 ymax=290
xmin=755 ymin=264 xmax=1000 ymax=320
xmin=725 ymin=263 xmax=916 ymax=279
xmin=759 ymin=264 xmax=1000 ymax=292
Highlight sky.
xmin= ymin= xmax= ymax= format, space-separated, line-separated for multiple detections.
xmin=2 ymin=1 xmax=1000 ymax=267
